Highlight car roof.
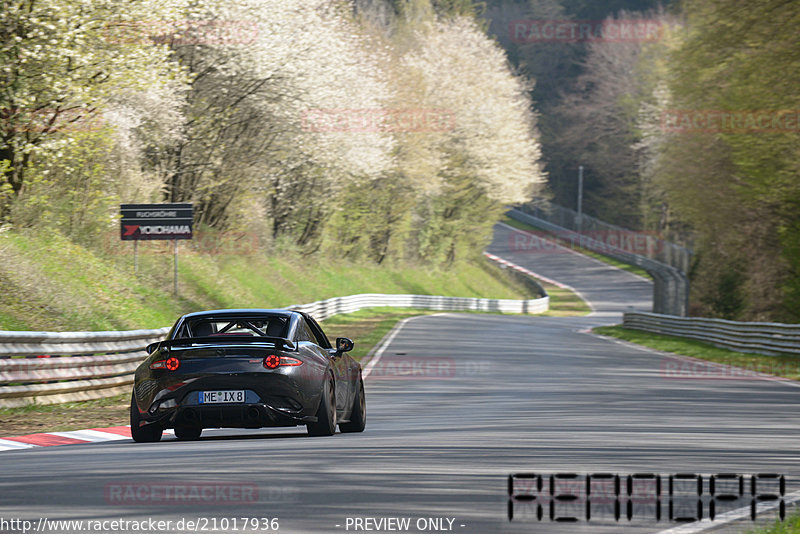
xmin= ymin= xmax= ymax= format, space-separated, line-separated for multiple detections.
xmin=180 ymin=309 xmax=296 ymax=320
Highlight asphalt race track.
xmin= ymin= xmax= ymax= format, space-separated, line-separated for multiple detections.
xmin=487 ymin=221 xmax=653 ymax=318
xmin=1 ymin=223 xmax=798 ymax=534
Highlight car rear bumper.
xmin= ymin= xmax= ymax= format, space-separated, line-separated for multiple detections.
xmin=175 ymin=402 xmax=315 ymax=428
xmin=135 ymin=372 xmax=322 ymax=429
xmin=141 ymin=401 xmax=314 ymax=429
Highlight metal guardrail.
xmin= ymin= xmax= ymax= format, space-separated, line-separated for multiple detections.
xmin=623 ymin=311 xmax=800 ymax=356
xmin=508 ymin=207 xmax=690 ymax=316
xmin=517 ymin=199 xmax=692 ymax=273
xmin=286 ymin=292 xmax=548 ymax=320
xmin=0 ymin=292 xmax=548 ymax=407
xmin=0 ymin=327 xmax=171 ymax=408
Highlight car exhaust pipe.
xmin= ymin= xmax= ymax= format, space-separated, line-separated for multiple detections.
xmin=247 ymin=407 xmax=262 ymax=421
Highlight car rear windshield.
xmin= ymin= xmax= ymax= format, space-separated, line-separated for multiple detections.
xmin=175 ymin=316 xmax=289 ymax=339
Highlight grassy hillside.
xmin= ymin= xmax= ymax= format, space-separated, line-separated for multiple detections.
xmin=0 ymin=229 xmax=557 ymax=331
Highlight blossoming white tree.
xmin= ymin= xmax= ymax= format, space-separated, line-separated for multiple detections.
xmin=0 ymin=0 xmax=188 ymax=227
xmin=401 ymin=17 xmax=545 ymax=204
xmin=155 ymin=0 xmax=395 ymax=236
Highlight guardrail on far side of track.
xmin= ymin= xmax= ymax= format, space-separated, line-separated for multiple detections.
xmin=0 ymin=290 xmax=549 ymax=408
xmin=623 ymin=311 xmax=800 ymax=356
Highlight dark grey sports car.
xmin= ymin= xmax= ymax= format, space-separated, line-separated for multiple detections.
xmin=130 ymin=309 xmax=365 ymax=442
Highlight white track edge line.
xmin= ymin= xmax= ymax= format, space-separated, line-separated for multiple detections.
xmin=655 ymin=489 xmax=800 ymax=533
xmin=0 ymin=438 xmax=36 ymax=450
xmin=49 ymin=430 xmax=129 ymax=442
xmin=362 ymin=315 xmax=427 ymax=379
xmin=0 ymin=426 xmax=176 ymax=452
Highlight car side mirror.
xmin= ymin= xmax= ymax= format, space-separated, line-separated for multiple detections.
xmin=335 ymin=337 xmax=354 ymax=353
xmin=146 ymin=342 xmax=161 ymax=355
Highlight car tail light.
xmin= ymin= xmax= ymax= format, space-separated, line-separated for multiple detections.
xmin=150 ymin=357 xmax=180 ymax=371
xmin=263 ymin=355 xmax=303 ymax=369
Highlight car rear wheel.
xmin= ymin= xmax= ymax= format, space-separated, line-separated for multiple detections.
xmin=174 ymin=426 xmax=202 ymax=441
xmin=130 ymin=392 xmax=163 ymax=443
xmin=307 ymin=377 xmax=336 ymax=437
xmin=339 ymin=375 xmax=366 ymax=433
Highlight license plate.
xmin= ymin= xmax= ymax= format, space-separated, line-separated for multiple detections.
xmin=199 ymin=390 xmax=245 ymax=404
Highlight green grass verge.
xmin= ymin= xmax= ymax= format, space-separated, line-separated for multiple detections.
xmin=593 ymin=326 xmax=800 ymax=381
xmin=0 ymin=229 xmax=554 ymax=331
xmin=502 ymin=215 xmax=652 ymax=280
xmin=747 ymin=510 xmax=800 ymax=533
xmin=540 ymin=282 xmax=591 ymax=316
